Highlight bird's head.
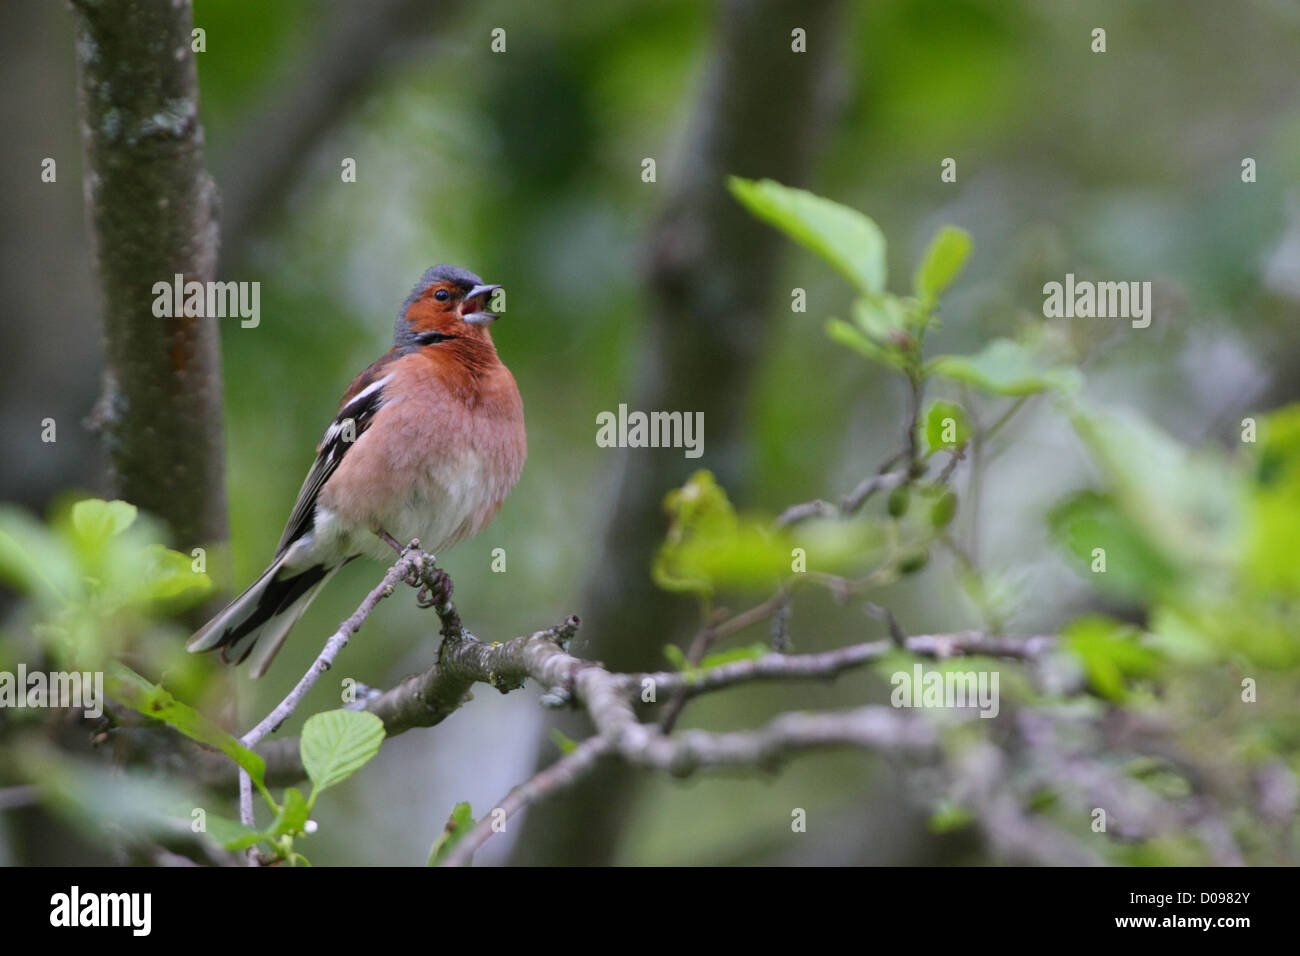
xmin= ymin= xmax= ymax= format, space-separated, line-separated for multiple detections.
xmin=395 ymin=265 xmax=503 ymax=350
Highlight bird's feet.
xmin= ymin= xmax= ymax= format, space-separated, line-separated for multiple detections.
xmin=416 ymin=567 xmax=453 ymax=608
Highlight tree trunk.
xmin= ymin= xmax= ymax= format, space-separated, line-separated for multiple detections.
xmin=510 ymin=0 xmax=845 ymax=865
xmin=70 ymin=0 xmax=226 ymax=552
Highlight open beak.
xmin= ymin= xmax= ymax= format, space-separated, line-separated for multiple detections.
xmin=462 ymin=283 xmax=502 ymax=325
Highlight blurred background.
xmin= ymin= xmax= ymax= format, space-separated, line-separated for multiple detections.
xmin=2 ymin=0 xmax=1299 ymax=865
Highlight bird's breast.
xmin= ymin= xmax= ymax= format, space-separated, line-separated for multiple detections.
xmin=317 ymin=363 xmax=525 ymax=561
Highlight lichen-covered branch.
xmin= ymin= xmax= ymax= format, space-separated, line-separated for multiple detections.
xmin=198 ymin=556 xmax=1051 ymax=794
xmin=174 ymin=538 xmax=1239 ymax=869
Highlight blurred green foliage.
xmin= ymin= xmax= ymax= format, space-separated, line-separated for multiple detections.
xmin=0 ymin=498 xmax=209 ymax=673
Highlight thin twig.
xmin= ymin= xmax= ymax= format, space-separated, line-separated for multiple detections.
xmin=240 ymin=547 xmax=428 ymax=750
xmin=235 ymin=544 xmax=429 ymax=830
xmin=440 ymin=736 xmax=611 ymax=867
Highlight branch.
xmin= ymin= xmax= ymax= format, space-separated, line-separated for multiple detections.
xmin=216 ymin=0 xmax=448 ymax=259
xmin=627 ymin=631 xmax=1054 ymax=699
xmin=240 ymin=548 xmax=430 ymax=750
xmin=442 ymin=704 xmax=944 ymax=867
xmin=173 ymin=542 xmax=1230 ymax=869
xmin=198 ymin=556 xmax=1049 ymax=795
xmin=440 ymin=736 xmax=611 ymax=867
xmin=236 ymin=544 xmax=429 ymax=828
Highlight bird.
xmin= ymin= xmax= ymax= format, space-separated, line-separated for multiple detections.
xmin=187 ymin=265 xmax=526 ymax=678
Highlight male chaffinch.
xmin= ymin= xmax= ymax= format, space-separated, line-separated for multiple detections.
xmin=188 ymin=265 xmax=526 ymax=677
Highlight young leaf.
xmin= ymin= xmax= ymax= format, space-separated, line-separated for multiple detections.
xmin=652 ymin=470 xmax=738 ymax=595
xmin=428 ymin=802 xmax=475 ymax=866
xmin=826 ymin=318 xmax=908 ymax=372
xmin=201 ymin=814 xmax=263 ymax=852
xmin=0 ymin=506 xmax=80 ymax=607
xmin=928 ymin=338 xmax=1082 ymax=396
xmin=135 ymin=544 xmax=211 ymax=601
xmin=105 ymin=661 xmax=267 ymax=788
xmin=729 ymin=177 xmax=887 ymax=294
xmin=930 ymin=490 xmax=958 ymax=529
xmin=300 ymin=710 xmax=386 ymax=794
xmin=549 ymin=728 xmax=578 ymax=754
xmin=70 ymin=498 xmax=138 ymax=545
xmin=1246 ymin=404 xmax=1300 ymax=594
xmin=922 ymin=400 xmax=972 ymax=454
xmin=913 ymin=226 xmax=972 ymax=303
xmin=698 ymin=642 xmax=767 ymax=671
xmin=662 ymin=643 xmax=689 ymax=672
xmin=1074 ymin=403 xmax=1240 ymax=550
xmin=852 ymin=296 xmax=909 ymax=341
xmin=267 ymin=787 xmax=311 ymax=837
xmin=1047 ymin=490 xmax=1180 ymax=601
xmin=1063 ymin=615 xmax=1161 ymax=701
xmin=928 ymin=800 xmax=975 ymax=834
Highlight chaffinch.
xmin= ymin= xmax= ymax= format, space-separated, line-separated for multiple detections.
xmin=188 ymin=265 xmax=526 ymax=677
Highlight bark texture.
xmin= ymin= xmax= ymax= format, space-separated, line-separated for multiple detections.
xmin=510 ymin=0 xmax=846 ymax=865
xmin=71 ymin=0 xmax=226 ymax=550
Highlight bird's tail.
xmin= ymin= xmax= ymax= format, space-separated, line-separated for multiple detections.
xmin=187 ymin=555 xmax=340 ymax=678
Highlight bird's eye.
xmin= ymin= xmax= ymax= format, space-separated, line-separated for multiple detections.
xmin=434 ymin=289 xmax=451 ymax=301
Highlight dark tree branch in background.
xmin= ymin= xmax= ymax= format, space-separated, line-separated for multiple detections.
xmin=70 ymin=0 xmax=227 ymax=552
xmin=515 ymin=0 xmax=848 ymax=868
xmin=216 ymin=0 xmax=447 ymax=260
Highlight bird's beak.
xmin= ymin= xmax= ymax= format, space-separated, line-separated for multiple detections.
xmin=462 ymin=283 xmax=502 ymax=325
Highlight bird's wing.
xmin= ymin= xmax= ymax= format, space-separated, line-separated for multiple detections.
xmin=274 ymin=352 xmax=402 ymax=557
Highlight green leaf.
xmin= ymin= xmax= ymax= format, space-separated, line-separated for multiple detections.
xmin=105 ymin=661 xmax=267 ymax=787
xmin=1048 ymin=490 xmax=1181 ymax=601
xmin=928 ymin=338 xmax=1082 ymax=396
xmin=662 ymin=643 xmax=689 ymax=671
xmin=923 ymin=400 xmax=972 ymax=454
xmin=202 ymin=813 xmax=263 ymax=851
xmin=0 ymin=506 xmax=80 ymax=608
xmin=851 ymin=296 xmax=910 ymax=342
xmin=913 ymin=226 xmax=972 ymax=303
xmin=930 ymin=490 xmax=958 ymax=529
xmin=300 ymin=710 xmax=386 ymax=794
xmin=17 ymin=745 xmax=205 ymax=846
xmin=267 ymin=787 xmax=311 ymax=837
xmin=654 ymin=471 xmax=886 ymax=596
xmin=887 ymin=486 xmax=910 ymax=518
xmin=549 ymin=728 xmax=578 ymax=754
xmin=70 ymin=498 xmax=138 ymax=545
xmin=826 ymin=317 xmax=908 ymax=371
xmin=133 ymin=544 xmax=211 ymax=602
xmin=1069 ymin=405 xmax=1241 ymax=580
xmin=652 ymin=471 xmax=736 ymax=595
xmin=428 ymin=802 xmax=475 ymax=866
xmin=698 ymin=642 xmax=767 ymax=671
xmin=928 ymin=800 xmax=975 ymax=833
xmin=729 ymin=177 xmax=886 ymax=294
xmin=1063 ymin=615 xmax=1161 ymax=701
xmin=1242 ymin=405 xmax=1300 ymax=594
